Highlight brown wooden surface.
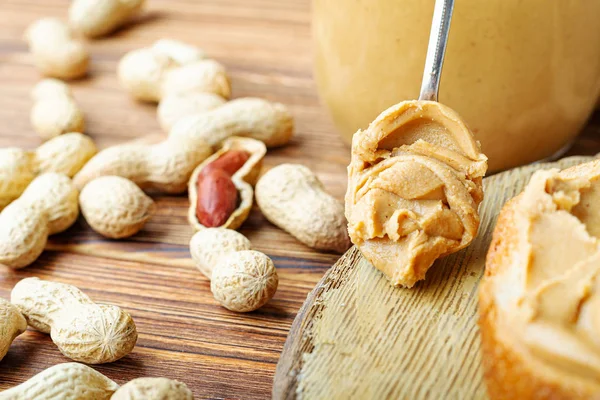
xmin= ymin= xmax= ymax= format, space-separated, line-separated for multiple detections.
xmin=0 ymin=0 xmax=598 ymax=398
xmin=272 ymin=154 xmax=598 ymax=400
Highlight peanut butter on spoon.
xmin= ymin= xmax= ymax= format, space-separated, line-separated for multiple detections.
xmin=345 ymin=0 xmax=488 ymax=287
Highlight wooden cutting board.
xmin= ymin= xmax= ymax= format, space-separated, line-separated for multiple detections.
xmin=273 ymin=154 xmax=599 ymax=400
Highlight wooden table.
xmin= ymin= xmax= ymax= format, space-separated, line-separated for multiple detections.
xmin=0 ymin=0 xmax=598 ymax=398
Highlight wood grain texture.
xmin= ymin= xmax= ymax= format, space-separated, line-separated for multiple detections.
xmin=0 ymin=0 xmax=345 ymax=398
xmin=273 ymin=155 xmax=599 ymax=400
xmin=0 ymin=0 xmax=598 ymax=398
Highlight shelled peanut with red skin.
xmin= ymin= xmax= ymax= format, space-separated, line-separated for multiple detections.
xmin=188 ymin=137 xmax=266 ymax=231
xmin=195 ymin=150 xmax=250 ymax=227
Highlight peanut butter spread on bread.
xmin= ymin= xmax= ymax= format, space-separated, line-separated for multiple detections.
xmin=491 ymin=160 xmax=600 ymax=379
xmin=345 ymin=100 xmax=487 ymax=287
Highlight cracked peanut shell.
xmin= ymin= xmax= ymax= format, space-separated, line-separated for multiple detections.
xmin=188 ymin=137 xmax=266 ymax=231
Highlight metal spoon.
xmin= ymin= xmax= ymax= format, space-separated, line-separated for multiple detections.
xmin=419 ymin=0 xmax=454 ymax=102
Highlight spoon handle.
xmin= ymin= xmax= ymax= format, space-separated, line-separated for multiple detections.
xmin=419 ymin=0 xmax=455 ymax=102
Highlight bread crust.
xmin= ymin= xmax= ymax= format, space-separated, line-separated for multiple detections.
xmin=479 ymin=196 xmax=600 ymax=400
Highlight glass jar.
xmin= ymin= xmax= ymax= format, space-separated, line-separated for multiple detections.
xmin=313 ymin=0 xmax=600 ymax=172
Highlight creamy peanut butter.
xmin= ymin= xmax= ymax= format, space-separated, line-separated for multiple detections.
xmin=492 ymin=160 xmax=600 ymax=380
xmin=346 ymin=100 xmax=487 ymax=287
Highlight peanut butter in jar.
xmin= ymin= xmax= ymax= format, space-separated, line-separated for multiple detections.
xmin=313 ymin=0 xmax=600 ymax=172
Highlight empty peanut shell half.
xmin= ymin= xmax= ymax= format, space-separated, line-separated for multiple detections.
xmin=188 ymin=137 xmax=266 ymax=231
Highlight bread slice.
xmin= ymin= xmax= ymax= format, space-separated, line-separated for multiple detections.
xmin=479 ymin=162 xmax=600 ymax=399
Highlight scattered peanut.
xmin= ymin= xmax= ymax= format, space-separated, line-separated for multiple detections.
xmin=158 ymin=92 xmax=226 ymax=132
xmin=118 ymin=40 xmax=230 ymax=102
xmin=163 ymin=59 xmax=230 ymax=99
xmin=25 ymin=18 xmax=89 ymax=79
xmin=0 ymin=133 xmax=96 ymax=211
xmin=117 ymin=39 xmax=204 ymax=102
xmin=189 ymin=137 xmax=266 ymax=230
xmin=112 ymin=378 xmax=194 ymax=400
xmin=73 ymin=135 xmax=212 ymax=194
xmin=0 ymin=299 xmax=27 ymax=362
xmin=79 ymin=176 xmax=155 ymax=238
xmin=31 ymin=79 xmax=85 ymax=140
xmin=170 ymin=98 xmax=294 ymax=148
xmin=189 ymin=228 xmax=277 ymax=312
xmin=35 ymin=132 xmax=97 ymax=177
xmin=0 ymin=150 xmax=36 ymax=211
xmin=0 ymin=173 xmax=79 ymax=269
xmin=69 ymin=0 xmax=146 ymax=38
xmin=211 ymin=250 xmax=279 ymax=313
xmin=11 ymin=277 xmax=138 ymax=364
xmin=190 ymin=228 xmax=251 ymax=279
xmin=255 ymin=164 xmax=350 ymax=253
xmin=151 ymin=39 xmax=206 ymax=64
xmin=0 ymin=363 xmax=195 ymax=400
xmin=0 ymin=363 xmax=119 ymax=400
